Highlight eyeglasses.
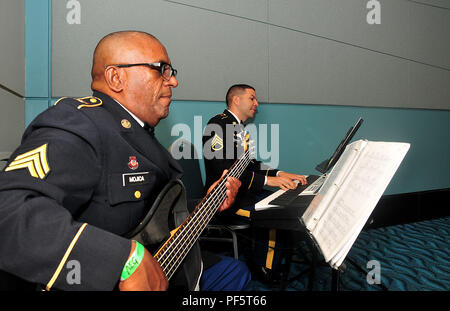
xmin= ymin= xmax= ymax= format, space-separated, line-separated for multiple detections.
xmin=104 ymin=62 xmax=177 ymax=80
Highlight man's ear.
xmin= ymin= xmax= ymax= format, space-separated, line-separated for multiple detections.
xmin=231 ymin=95 xmax=240 ymax=108
xmin=104 ymin=66 xmax=124 ymax=92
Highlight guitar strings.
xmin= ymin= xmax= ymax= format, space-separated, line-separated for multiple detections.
xmin=161 ymin=155 xmax=251 ymax=280
xmin=158 ymin=147 xmax=253 ymax=278
xmin=159 ymin=149 xmax=251 ymax=278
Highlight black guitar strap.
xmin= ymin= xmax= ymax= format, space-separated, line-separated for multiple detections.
xmin=126 ymin=179 xmax=203 ymax=291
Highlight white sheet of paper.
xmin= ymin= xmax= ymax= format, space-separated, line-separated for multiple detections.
xmin=311 ymin=141 xmax=410 ymax=263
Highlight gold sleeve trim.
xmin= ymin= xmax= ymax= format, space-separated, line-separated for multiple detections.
xmin=265 ymin=229 xmax=277 ymax=270
xmin=235 ymin=209 xmax=251 ymax=218
xmin=46 ymin=223 xmax=88 ymax=291
xmin=247 ymin=172 xmax=255 ymax=190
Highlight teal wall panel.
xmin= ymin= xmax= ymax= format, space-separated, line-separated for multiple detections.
xmin=157 ymin=101 xmax=450 ymax=195
xmin=25 ymin=99 xmax=51 ymax=126
xmin=25 ymin=0 xmax=50 ymax=98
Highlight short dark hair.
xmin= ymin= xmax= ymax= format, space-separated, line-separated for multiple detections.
xmin=225 ymin=84 xmax=255 ymax=107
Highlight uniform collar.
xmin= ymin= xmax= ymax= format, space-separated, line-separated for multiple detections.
xmin=111 ymin=98 xmax=145 ymax=128
xmin=94 ymin=91 xmax=154 ymax=134
xmin=225 ymin=109 xmax=242 ymax=124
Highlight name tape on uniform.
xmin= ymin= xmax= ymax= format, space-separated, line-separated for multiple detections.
xmin=122 ymin=172 xmax=149 ymax=187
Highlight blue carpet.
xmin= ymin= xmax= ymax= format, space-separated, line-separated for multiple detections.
xmin=243 ymin=216 xmax=450 ymax=291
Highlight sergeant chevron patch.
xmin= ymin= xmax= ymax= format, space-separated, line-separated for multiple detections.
xmin=5 ymin=144 xmax=50 ymax=179
xmin=211 ymin=134 xmax=224 ymax=151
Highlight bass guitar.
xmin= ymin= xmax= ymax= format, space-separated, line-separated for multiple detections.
xmin=125 ymin=136 xmax=254 ymax=289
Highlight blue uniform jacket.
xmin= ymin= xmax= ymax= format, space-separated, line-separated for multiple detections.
xmin=0 ymin=91 xmax=184 ymax=290
xmin=202 ymin=109 xmax=279 ymax=197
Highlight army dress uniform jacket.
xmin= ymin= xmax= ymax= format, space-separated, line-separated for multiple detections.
xmin=0 ymin=92 xmax=186 ymax=290
xmin=202 ymin=109 xmax=279 ymax=199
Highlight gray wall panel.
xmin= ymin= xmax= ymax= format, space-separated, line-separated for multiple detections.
xmin=169 ymin=0 xmax=268 ymax=21
xmin=410 ymin=64 xmax=450 ymax=110
xmin=408 ymin=2 xmax=450 ymax=70
xmin=414 ymin=0 xmax=450 ymax=9
xmin=0 ymin=0 xmax=25 ymax=95
xmin=0 ymin=88 xmax=25 ymax=161
xmin=51 ymin=0 xmax=450 ymax=109
xmin=268 ymin=0 xmax=409 ymax=57
xmin=268 ymin=0 xmax=450 ymax=69
xmin=268 ymin=26 xmax=411 ymax=108
xmin=160 ymin=3 xmax=269 ymax=102
xmin=52 ymin=0 xmax=269 ymax=102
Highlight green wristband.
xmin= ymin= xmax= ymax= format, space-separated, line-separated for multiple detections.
xmin=120 ymin=241 xmax=145 ymax=281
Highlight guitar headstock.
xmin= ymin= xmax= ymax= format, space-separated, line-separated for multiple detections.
xmin=235 ymin=129 xmax=256 ymax=160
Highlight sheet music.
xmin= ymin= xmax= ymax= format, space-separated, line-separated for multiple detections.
xmin=329 ymin=211 xmax=368 ymax=268
xmin=302 ymin=140 xmax=366 ymax=231
xmin=311 ymin=141 xmax=410 ymax=263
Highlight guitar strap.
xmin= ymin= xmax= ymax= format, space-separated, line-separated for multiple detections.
xmin=126 ymin=179 xmax=203 ymax=291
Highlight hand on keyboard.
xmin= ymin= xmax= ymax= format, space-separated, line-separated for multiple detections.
xmin=277 ymin=171 xmax=308 ymax=186
xmin=267 ymin=175 xmax=320 ymax=207
xmin=266 ymin=176 xmax=298 ymax=191
xmin=267 ymin=172 xmax=307 ymax=191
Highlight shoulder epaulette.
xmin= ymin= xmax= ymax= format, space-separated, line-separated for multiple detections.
xmin=53 ymin=97 xmax=68 ymax=106
xmin=210 ymin=113 xmax=228 ymax=122
xmin=53 ymin=96 xmax=103 ymax=109
xmin=74 ymin=96 xmax=103 ymax=109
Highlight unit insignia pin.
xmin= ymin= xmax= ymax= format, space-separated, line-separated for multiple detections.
xmin=128 ymin=156 xmax=139 ymax=170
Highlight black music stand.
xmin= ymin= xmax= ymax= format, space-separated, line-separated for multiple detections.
xmin=251 ymin=209 xmax=390 ymax=291
xmin=333 ymin=257 xmax=388 ymax=291
xmin=251 ymin=214 xmax=339 ymax=291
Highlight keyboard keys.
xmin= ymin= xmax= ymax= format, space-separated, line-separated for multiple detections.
xmin=269 ymin=175 xmax=320 ymax=206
